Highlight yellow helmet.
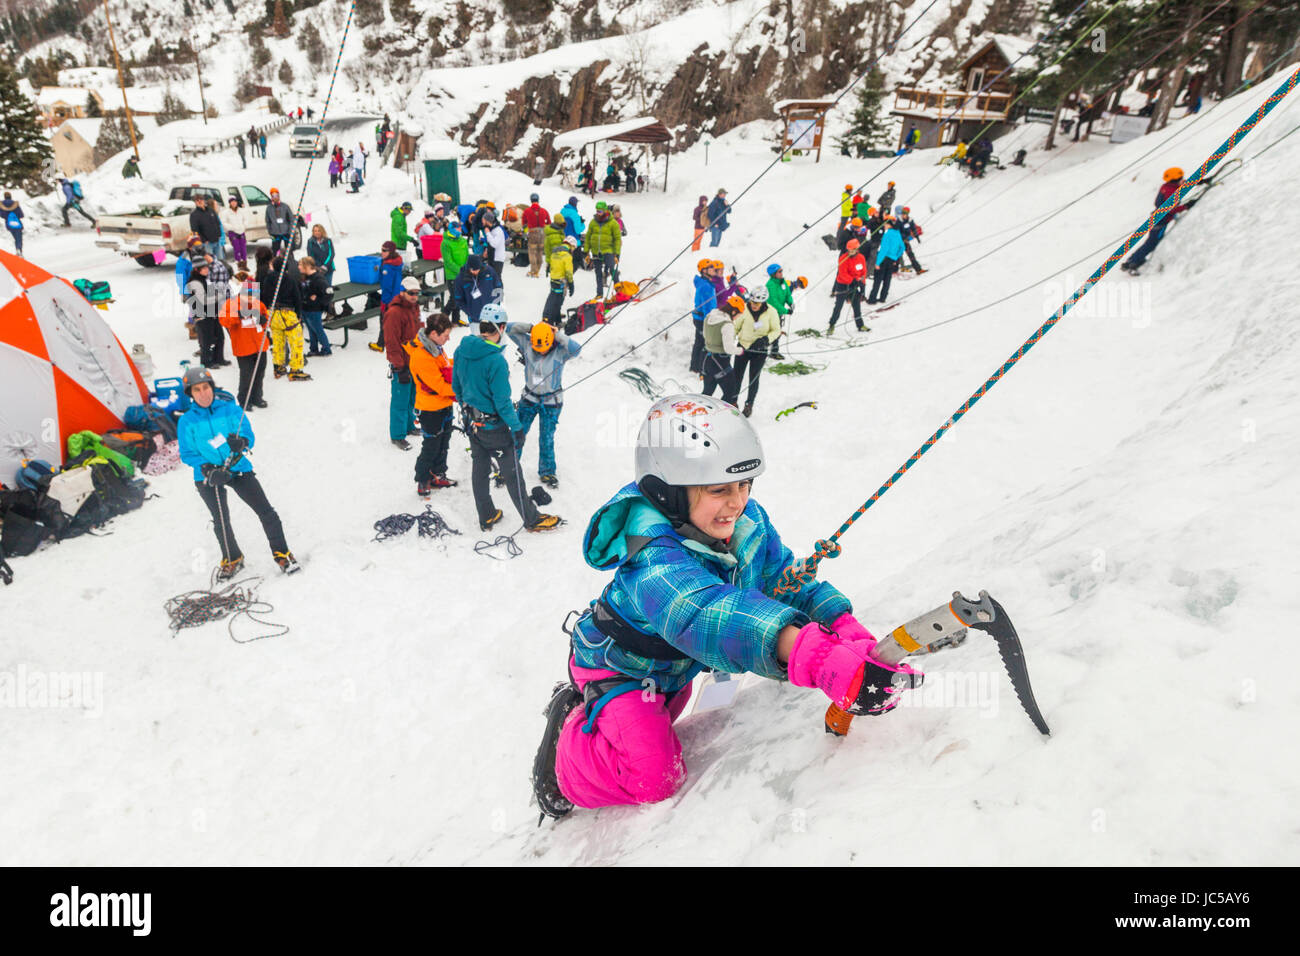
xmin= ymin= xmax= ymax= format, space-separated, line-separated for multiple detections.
xmin=709 ymin=259 xmax=725 ymax=271
xmin=530 ymin=322 xmax=555 ymax=353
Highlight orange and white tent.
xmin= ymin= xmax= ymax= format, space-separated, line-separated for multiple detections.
xmin=0 ymin=250 xmax=147 ymax=487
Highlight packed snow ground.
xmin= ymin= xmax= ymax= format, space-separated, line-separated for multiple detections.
xmin=3 ymin=79 xmax=1299 ymax=865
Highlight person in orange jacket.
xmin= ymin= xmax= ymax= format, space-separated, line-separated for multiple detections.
xmin=828 ymin=238 xmax=868 ymax=334
xmin=406 ymin=312 xmax=458 ymax=495
xmin=218 ymin=271 xmax=271 ymax=409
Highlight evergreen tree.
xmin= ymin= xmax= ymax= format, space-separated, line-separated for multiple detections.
xmin=300 ymin=24 xmax=326 ymax=69
xmin=0 ymin=59 xmax=55 ymax=194
xmin=278 ymin=59 xmax=294 ymax=86
xmin=93 ymin=111 xmax=143 ymax=166
xmin=85 ymin=92 xmax=101 ymax=117
xmin=834 ymin=69 xmax=891 ymax=156
xmin=156 ymin=89 xmax=189 ymax=124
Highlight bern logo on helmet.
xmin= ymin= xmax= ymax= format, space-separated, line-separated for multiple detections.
xmin=726 ymin=458 xmax=761 ymax=474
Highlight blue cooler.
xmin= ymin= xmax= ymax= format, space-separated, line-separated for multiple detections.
xmin=152 ymin=376 xmax=189 ymax=413
xmin=347 ymin=255 xmax=381 ymax=284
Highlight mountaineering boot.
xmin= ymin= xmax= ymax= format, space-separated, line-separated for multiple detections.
xmin=368 ymin=342 xmax=384 ymax=352
xmin=273 ymin=365 xmax=287 ymax=378
xmin=532 ymin=681 xmax=582 ymax=822
xmin=527 ymin=514 xmax=562 ymax=532
xmin=274 ymin=551 xmax=301 ymax=574
xmin=417 ymin=481 xmax=431 ymax=499
xmin=742 ymin=402 xmax=753 ymax=418
xmin=540 ymin=474 xmax=558 ymax=489
xmin=429 ymin=474 xmax=457 ymax=488
xmin=392 ymin=438 xmax=412 ymax=451
xmin=216 ymin=555 xmax=245 ymax=581
xmin=480 ymin=508 xmax=503 ymax=532
xmin=288 ymin=370 xmax=312 ymax=381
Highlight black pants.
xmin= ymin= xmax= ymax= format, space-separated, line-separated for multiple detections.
xmin=488 ymin=254 xmax=505 ymax=288
xmin=869 ymin=259 xmax=898 ymax=303
xmin=195 ymin=472 xmax=287 ymax=562
xmin=690 ymin=320 xmax=705 ymax=373
xmin=236 ymin=352 xmax=267 ymax=406
xmin=196 ymin=316 xmax=226 ymax=365
xmin=733 ymin=338 xmax=768 ymax=407
xmin=468 ymin=423 xmax=539 ymax=527
xmin=903 ymin=240 xmax=922 ymax=271
xmin=701 ymin=351 xmax=739 ymax=406
xmin=62 ymin=200 xmax=94 ymax=225
xmin=829 ymin=282 xmax=864 ymax=330
xmin=415 ymin=407 xmax=454 ymax=482
xmin=543 ymin=284 xmax=566 ymax=324
xmin=592 ymin=252 xmax=618 ymax=297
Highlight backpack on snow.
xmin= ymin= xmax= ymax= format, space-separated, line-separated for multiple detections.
xmin=71 ymin=180 xmax=84 ymax=200
xmin=101 ymin=430 xmax=156 ymax=470
xmin=73 ymin=278 xmax=113 ymax=303
xmin=65 ymin=461 xmax=147 ymax=534
xmin=123 ymin=404 xmax=179 ymax=442
xmin=14 ymin=460 xmax=56 ymax=493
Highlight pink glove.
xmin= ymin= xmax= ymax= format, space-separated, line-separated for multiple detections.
xmin=827 ymin=612 xmax=876 ymax=647
xmin=787 ymin=621 xmax=922 ymax=715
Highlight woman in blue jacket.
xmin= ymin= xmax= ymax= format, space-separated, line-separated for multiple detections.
xmin=531 ymin=394 xmax=921 ymax=818
xmin=177 ymin=367 xmax=299 ymax=578
xmin=868 ymin=218 xmax=906 ymax=305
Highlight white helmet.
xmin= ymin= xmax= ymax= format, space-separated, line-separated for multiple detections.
xmin=635 ymin=394 xmax=764 ymax=525
xmin=478 ymin=303 xmax=507 ymax=329
xmin=746 ymin=286 xmax=769 ymax=304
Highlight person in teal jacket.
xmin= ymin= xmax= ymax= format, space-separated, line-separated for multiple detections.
xmin=868 ymin=219 xmax=906 ymax=304
xmin=452 ymin=304 xmax=561 ymax=533
xmin=176 ymin=366 xmax=298 ymax=577
xmin=530 ymin=394 xmax=922 ymax=818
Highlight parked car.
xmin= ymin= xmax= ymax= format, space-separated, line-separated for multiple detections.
xmin=94 ymin=183 xmax=275 ymax=266
xmin=289 ymin=124 xmax=327 ymax=158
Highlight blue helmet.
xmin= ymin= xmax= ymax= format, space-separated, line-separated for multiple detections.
xmin=478 ymin=303 xmax=507 ymax=328
xmin=766 ymin=263 xmax=782 ymax=276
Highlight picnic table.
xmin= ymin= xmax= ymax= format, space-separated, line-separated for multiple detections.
xmin=324 ymin=258 xmax=448 ymax=347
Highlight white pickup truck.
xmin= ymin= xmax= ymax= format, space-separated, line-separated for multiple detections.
xmin=94 ymin=182 xmax=275 ymax=267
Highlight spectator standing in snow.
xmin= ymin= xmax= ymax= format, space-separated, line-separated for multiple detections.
xmin=219 ymin=272 xmax=270 ymax=409
xmin=385 ymin=278 xmax=422 ymax=450
xmin=584 ymin=201 xmax=622 ymax=298
xmin=190 ymin=195 xmax=223 ymax=259
xmin=259 ymin=132 xmax=267 ymax=159
xmin=732 ymin=286 xmax=781 ymax=418
xmin=868 ymin=219 xmax=904 ymax=305
xmin=624 ymin=162 xmax=637 ymax=193
xmin=1 ymin=193 xmax=23 ymax=257
xmin=221 ymin=196 xmax=248 ymax=270
xmin=265 ymin=189 xmax=295 ymax=255
xmin=560 ymin=196 xmax=585 ymax=244
xmin=236 ymin=136 xmax=246 ymax=169
xmin=441 ymin=222 xmax=470 ymax=325
xmin=701 ymin=294 xmax=743 ymax=406
xmin=451 ymin=254 xmax=503 ymax=325
xmin=328 ymin=154 xmax=340 ymax=187
xmin=186 ymin=260 xmax=229 ymax=368
xmin=522 ymin=194 xmax=550 ymax=277
xmin=391 ymin=201 xmax=415 ymax=262
xmin=306 ymin=224 xmax=335 ymax=289
xmin=896 ymin=207 xmax=925 ymax=273
xmin=481 ymin=209 xmax=508 ymax=284
xmin=299 ymin=256 xmax=333 ymax=358
xmin=691 ymin=195 xmax=708 ymax=251
xmin=706 ymin=189 xmax=730 ymax=247
xmin=122 ymin=156 xmax=141 ymax=178
xmin=877 ymin=181 xmax=896 ymax=212
xmin=407 ymin=312 xmax=458 ymax=495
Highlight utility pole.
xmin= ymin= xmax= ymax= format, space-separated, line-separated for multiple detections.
xmin=101 ymin=0 xmax=140 ymax=161
xmin=194 ymin=40 xmax=208 ymax=125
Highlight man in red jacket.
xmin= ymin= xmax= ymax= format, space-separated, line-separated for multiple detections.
xmin=522 ymin=193 xmax=551 ymax=277
xmin=1121 ymin=167 xmax=1193 ymax=275
xmin=828 ymin=238 xmax=868 ymax=334
xmin=385 ymin=278 xmax=424 ymax=449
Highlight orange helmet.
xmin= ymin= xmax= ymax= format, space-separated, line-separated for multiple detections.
xmin=697 ymin=258 xmax=713 ymax=273
xmin=843 ymin=183 xmax=854 ymax=191
xmin=867 ymin=206 xmax=877 ymax=217
xmin=1163 ymin=167 xmax=1184 ymax=182
xmin=709 ymin=259 xmax=724 ymax=271
xmin=888 ymin=180 xmax=896 ymax=187
xmin=725 ymin=294 xmax=746 ymax=312
xmin=850 ymin=216 xmax=863 ymax=227
xmin=846 ymin=238 xmax=861 ymax=251
xmin=530 ymin=322 xmax=555 ymax=353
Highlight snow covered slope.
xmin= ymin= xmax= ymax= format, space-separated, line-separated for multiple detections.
xmin=2 ymin=68 xmax=1298 ymax=865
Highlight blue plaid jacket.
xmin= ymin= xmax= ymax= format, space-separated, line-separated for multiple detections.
xmin=571 ymin=483 xmax=852 ymax=693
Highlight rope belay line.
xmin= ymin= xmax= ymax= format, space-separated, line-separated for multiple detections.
xmin=775 ymin=66 xmax=1300 ymax=596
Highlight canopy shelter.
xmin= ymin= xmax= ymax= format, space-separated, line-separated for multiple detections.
xmin=550 ymin=117 xmax=673 ymax=191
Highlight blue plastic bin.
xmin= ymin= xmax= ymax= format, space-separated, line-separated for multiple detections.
xmin=347 ymin=255 xmax=382 ymax=285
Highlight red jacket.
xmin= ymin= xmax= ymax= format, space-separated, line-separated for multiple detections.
xmin=1155 ymin=181 xmax=1188 ymax=216
xmin=522 ymin=203 xmax=550 ymax=229
xmin=383 ymin=295 xmax=421 ymax=369
xmin=835 ymin=253 xmax=867 ymax=284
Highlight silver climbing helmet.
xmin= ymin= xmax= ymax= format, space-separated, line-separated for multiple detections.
xmin=182 ymin=365 xmax=215 ymax=395
xmin=634 ymin=394 xmax=764 ymax=523
xmin=746 ymin=286 xmax=769 ymax=304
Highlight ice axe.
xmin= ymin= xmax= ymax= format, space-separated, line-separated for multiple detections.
xmin=825 ymin=591 xmax=1051 ymax=738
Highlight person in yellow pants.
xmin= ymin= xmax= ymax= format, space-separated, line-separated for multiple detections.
xmin=259 ymin=250 xmax=312 ymax=381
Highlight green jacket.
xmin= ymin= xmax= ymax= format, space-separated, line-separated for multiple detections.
xmin=584 ymin=214 xmax=622 ymax=256
xmin=547 ymin=248 xmax=573 ymax=284
xmin=854 ymin=201 xmax=872 ymax=220
xmin=391 ymin=208 xmax=411 ymax=249
xmin=543 ymin=223 xmax=566 ymax=261
xmin=67 ymin=430 xmax=134 ymax=477
xmin=441 ymin=234 xmax=469 ymax=281
xmin=766 ymin=277 xmax=794 ymax=316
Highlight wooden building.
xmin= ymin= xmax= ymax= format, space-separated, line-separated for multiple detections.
xmin=889 ymin=35 xmax=1033 ymax=150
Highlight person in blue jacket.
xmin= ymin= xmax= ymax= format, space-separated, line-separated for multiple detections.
xmin=452 ymin=304 xmax=561 ymax=533
xmin=1 ymin=192 xmax=23 ymax=256
xmin=176 ymin=366 xmax=298 ymax=578
xmin=504 ymin=320 xmax=582 ymax=487
xmin=450 ymin=254 xmax=503 ymax=324
xmin=868 ymin=218 xmax=906 ymax=305
xmin=690 ymin=258 xmax=722 ymax=374
xmin=529 ymin=393 xmax=922 ymax=818
xmin=560 ymin=196 xmax=585 ymax=243
xmin=705 ymin=189 xmax=730 ymax=247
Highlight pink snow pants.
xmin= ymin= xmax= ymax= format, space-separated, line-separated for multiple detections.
xmin=555 ymin=659 xmax=694 ymax=809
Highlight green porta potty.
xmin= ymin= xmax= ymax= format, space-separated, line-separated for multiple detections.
xmin=423 ymin=159 xmax=461 ymax=208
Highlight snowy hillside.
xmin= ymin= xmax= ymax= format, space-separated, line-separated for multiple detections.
xmin=2 ymin=64 xmax=1299 ymax=864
